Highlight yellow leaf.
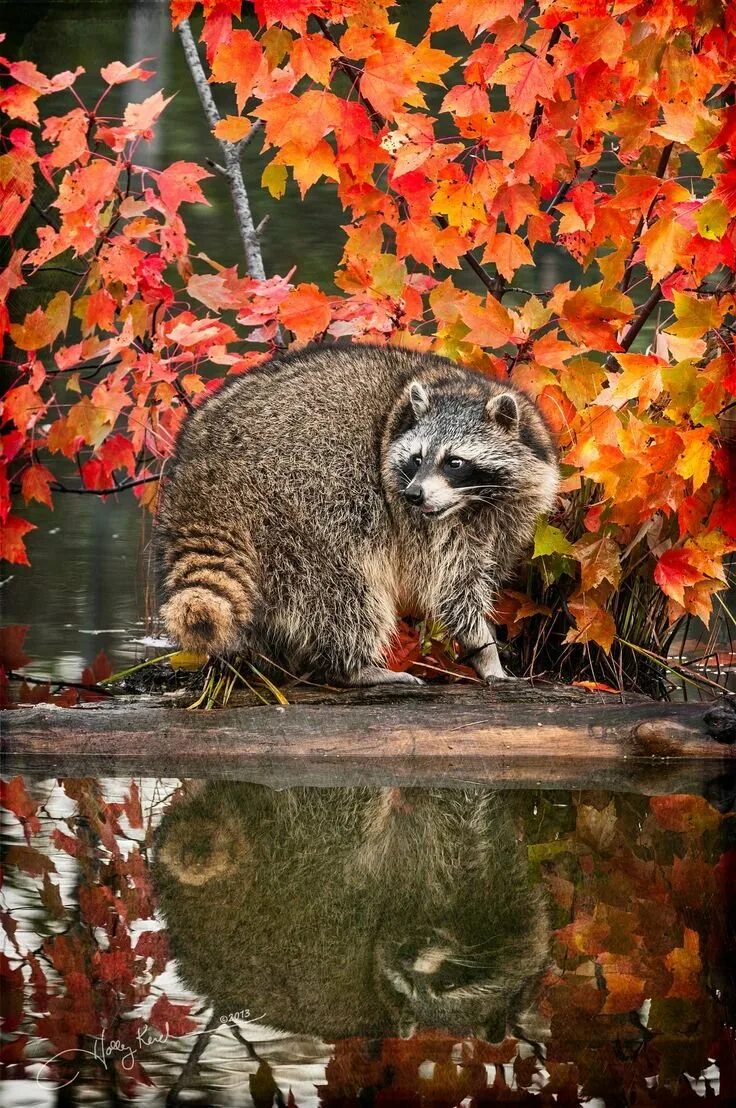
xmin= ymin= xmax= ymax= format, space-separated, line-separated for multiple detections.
xmin=640 ymin=215 xmax=690 ymax=284
xmin=666 ymin=291 xmax=723 ymax=339
xmin=675 ymin=427 xmax=713 ymax=490
xmin=371 ymin=255 xmax=407 ymax=298
xmin=694 ymin=196 xmax=729 ymax=240
xmin=601 ymin=353 xmax=664 ymax=412
xmin=261 ymin=162 xmax=287 ymax=199
xmin=9 ymin=290 xmax=71 ymax=351
xmin=169 ymin=650 xmax=208 ymax=671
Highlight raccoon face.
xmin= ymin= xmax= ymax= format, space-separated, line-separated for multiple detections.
xmin=386 ymin=380 xmax=549 ymax=521
xmin=374 ymin=931 xmax=519 ymax=1040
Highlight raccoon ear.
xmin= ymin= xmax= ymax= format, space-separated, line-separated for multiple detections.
xmin=486 ymin=392 xmax=519 ymax=434
xmin=409 ymin=380 xmax=431 ymax=418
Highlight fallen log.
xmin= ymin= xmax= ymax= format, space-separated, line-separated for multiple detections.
xmin=2 ymin=680 xmax=734 ymax=797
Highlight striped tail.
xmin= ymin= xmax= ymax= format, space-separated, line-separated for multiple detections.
xmin=159 ymin=531 xmax=255 ymax=655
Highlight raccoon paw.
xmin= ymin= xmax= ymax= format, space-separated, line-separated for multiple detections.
xmin=481 ymin=668 xmax=514 ymax=682
xmin=352 ymin=666 xmax=424 ymax=687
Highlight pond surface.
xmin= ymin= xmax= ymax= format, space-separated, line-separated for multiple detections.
xmin=2 ymin=775 xmax=735 ymax=1106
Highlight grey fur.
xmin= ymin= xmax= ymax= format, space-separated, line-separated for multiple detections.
xmin=155 ymin=344 xmax=559 ymax=683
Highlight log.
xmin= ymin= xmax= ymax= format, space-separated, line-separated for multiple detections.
xmin=2 ymin=680 xmax=735 ymax=797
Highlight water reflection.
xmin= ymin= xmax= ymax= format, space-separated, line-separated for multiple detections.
xmin=154 ymin=785 xmax=549 ymax=1044
xmin=2 ymin=776 xmax=735 ymax=1105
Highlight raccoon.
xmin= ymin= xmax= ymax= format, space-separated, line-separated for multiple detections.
xmin=153 ymin=784 xmax=550 ymax=1042
xmin=155 ymin=344 xmax=559 ymax=684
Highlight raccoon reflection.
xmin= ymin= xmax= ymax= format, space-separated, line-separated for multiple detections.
xmin=153 ymin=785 xmax=549 ymax=1043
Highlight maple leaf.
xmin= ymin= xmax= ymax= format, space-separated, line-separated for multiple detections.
xmin=100 ymin=59 xmax=154 ymax=85
xmin=564 ymin=595 xmax=616 ymax=653
xmin=483 ymin=231 xmax=533 ymax=280
xmin=20 ymin=464 xmax=55 ymax=508
xmin=493 ymin=49 xmax=558 ymax=116
xmin=0 ymin=777 xmax=41 ymax=840
xmin=290 ymin=34 xmax=339 ymax=85
xmin=4 ymin=844 xmax=55 ymax=877
xmin=1 ymin=516 xmax=36 ymax=566
xmin=122 ymin=89 xmax=174 ymax=138
xmin=653 ymin=547 xmax=702 ymax=606
xmin=156 ymin=161 xmax=211 ymax=214
xmin=665 ymin=927 xmax=701 ymax=1001
xmin=66 ymin=395 xmax=114 ymax=450
xmin=148 ymin=995 xmax=198 ymax=1037
xmin=675 ymin=427 xmax=713 ymax=491
xmin=440 ymin=83 xmax=489 ymax=118
xmin=429 ymin=0 xmax=519 ymax=39
xmin=571 ymin=535 xmax=621 ymax=593
xmin=0 ymin=625 xmax=31 ymax=670
xmin=2 ymin=384 xmax=46 ymax=431
xmin=353 ymin=29 xmax=453 ymax=119
xmin=213 ymin=115 xmax=252 ymax=142
xmin=640 ymin=215 xmax=690 ymax=284
xmin=211 ymin=30 xmax=264 ymax=112
xmin=279 ymin=284 xmax=331 ymax=341
xmin=9 ymin=291 xmax=71 ymax=352
xmin=82 ymin=650 xmax=113 ymax=685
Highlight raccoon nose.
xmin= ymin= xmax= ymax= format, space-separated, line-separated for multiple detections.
xmin=404 ymin=483 xmax=424 ymax=505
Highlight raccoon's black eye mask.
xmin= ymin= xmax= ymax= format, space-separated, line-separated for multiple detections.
xmin=447 ymin=463 xmax=510 ymax=491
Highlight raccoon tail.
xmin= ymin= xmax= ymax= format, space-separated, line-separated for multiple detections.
xmin=160 ymin=536 xmax=256 ymax=655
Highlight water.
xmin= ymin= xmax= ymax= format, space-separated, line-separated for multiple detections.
xmin=2 ymin=775 xmax=735 ymax=1106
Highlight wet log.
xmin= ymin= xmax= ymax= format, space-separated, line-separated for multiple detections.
xmin=2 ymin=680 xmax=735 ymax=798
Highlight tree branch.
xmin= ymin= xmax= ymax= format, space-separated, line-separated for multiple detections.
xmin=619 ymin=283 xmax=663 ymax=351
xmin=604 ymin=283 xmax=664 ymax=370
xmin=45 ymin=474 xmax=161 ymax=496
xmin=621 ymin=142 xmax=674 ymax=293
xmin=177 ymin=18 xmax=267 ymax=282
xmin=529 ymin=24 xmax=563 ymax=140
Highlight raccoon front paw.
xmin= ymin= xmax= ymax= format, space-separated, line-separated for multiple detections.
xmin=352 ymin=665 xmax=424 ymax=687
xmin=478 ymin=663 xmax=514 ymax=681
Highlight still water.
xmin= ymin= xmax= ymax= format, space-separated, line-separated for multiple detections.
xmin=2 ymin=776 xmax=735 ymax=1106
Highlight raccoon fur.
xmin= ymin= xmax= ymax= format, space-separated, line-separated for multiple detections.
xmin=153 ymin=784 xmax=550 ymax=1042
xmin=155 ymin=343 xmax=559 ymax=683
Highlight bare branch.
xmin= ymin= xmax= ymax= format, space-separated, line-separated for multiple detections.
xmin=621 ymin=142 xmax=674 ymax=293
xmin=177 ymin=18 xmax=267 ymax=282
xmin=235 ymin=119 xmax=263 ymax=154
xmin=48 ymin=474 xmax=161 ymax=496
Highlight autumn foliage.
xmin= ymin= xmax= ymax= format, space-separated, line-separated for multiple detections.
xmin=2 ymin=2 xmax=736 ymax=684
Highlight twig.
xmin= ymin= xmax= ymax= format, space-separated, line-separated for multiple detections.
xmin=235 ymin=119 xmax=263 ymax=154
xmin=177 ymin=18 xmax=267 ymax=283
xmin=619 ymin=283 xmax=663 ymax=351
xmin=7 ymin=671 xmax=114 ymax=696
xmin=529 ymin=24 xmax=563 ymax=140
xmin=49 ymin=474 xmax=160 ymax=495
xmin=165 ymin=1012 xmax=220 ymax=1107
xmin=30 ymin=196 xmax=60 ymax=233
xmin=621 ymin=142 xmax=674 ymax=293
